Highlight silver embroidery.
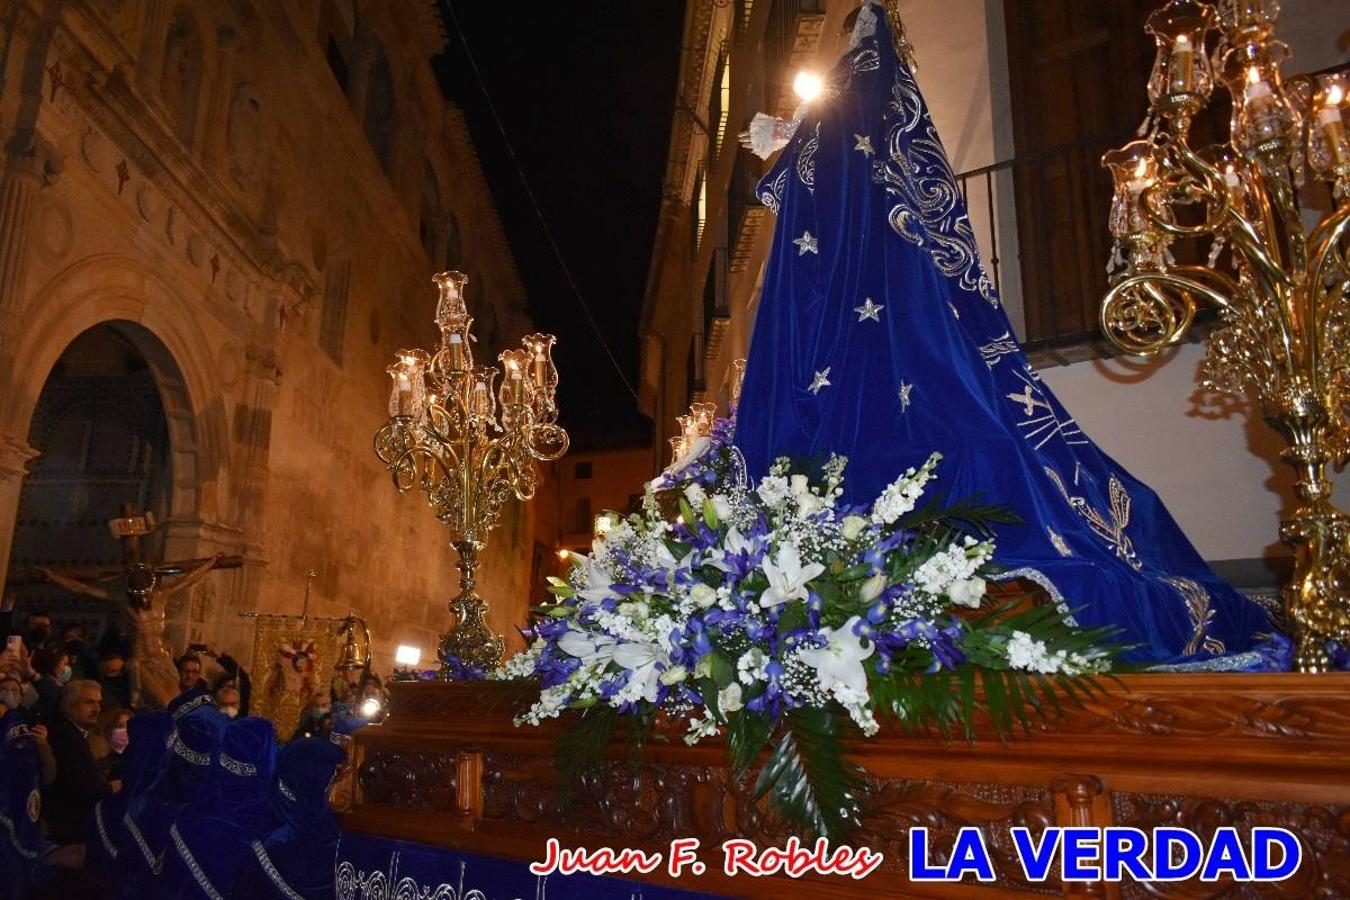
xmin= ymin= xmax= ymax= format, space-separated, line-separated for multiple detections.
xmin=877 ymin=61 xmax=997 ymax=305
xmin=898 ymin=380 xmax=913 ymax=411
xmin=1164 ymin=575 xmax=1226 ymax=656
xmin=172 ymin=694 xmax=214 ymax=720
xmin=1045 ymin=466 xmax=1142 ymax=571
xmin=0 ymin=813 xmax=37 ymax=860
xmin=250 ymin=840 xmax=306 ymax=900
xmin=1007 ymin=368 xmax=1087 ymax=449
xmin=171 ymin=823 xmax=225 ymax=900
xmin=125 ymin=813 xmax=163 ymax=873
xmin=171 ymin=734 xmax=210 ymax=767
xmin=797 ymin=122 xmax=820 ymax=188
xmin=852 ymin=48 xmax=880 ymax=74
xmin=219 ymin=751 xmax=257 ymax=777
xmin=992 ymin=568 xmax=1079 ymax=626
xmin=278 ymin=779 xmax=297 ymax=802
xmin=336 ymin=853 xmax=506 ymax=900
xmin=759 ymin=167 xmax=789 ymax=213
xmin=854 ymin=298 xmax=884 ymax=322
xmin=94 ymin=801 xmax=118 ymax=858
xmin=1048 ymin=528 xmax=1073 ymax=557
xmin=978 ymin=331 xmax=1020 ymax=369
xmin=792 ymin=230 xmax=819 ymax=255
xmin=809 ymin=368 xmax=832 ymax=395
xmin=1146 ymin=649 xmax=1267 ymax=672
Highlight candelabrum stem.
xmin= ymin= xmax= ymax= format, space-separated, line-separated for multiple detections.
xmin=438 ymin=539 xmax=505 ymax=675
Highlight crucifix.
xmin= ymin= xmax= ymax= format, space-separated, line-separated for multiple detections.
xmin=5 ymin=503 xmax=242 ymax=709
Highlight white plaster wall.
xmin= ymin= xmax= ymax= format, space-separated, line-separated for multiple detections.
xmin=1040 ymin=344 xmax=1350 ymax=562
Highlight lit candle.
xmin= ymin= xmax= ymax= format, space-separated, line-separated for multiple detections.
xmin=472 ymin=380 xmax=490 ymax=417
xmin=532 ymin=343 xmax=548 ymax=388
xmin=447 ymin=332 xmax=466 ymax=371
xmin=1126 ymin=157 xmax=1155 ymax=195
xmin=1317 ymin=84 xmax=1348 ymax=167
xmin=507 ymin=359 xmax=524 ymax=404
xmin=1244 ymin=67 xmax=1272 ymax=102
xmin=1168 ymin=34 xmax=1195 ymax=94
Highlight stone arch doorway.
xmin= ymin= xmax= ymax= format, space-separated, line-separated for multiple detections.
xmin=5 ymin=320 xmax=203 ymax=647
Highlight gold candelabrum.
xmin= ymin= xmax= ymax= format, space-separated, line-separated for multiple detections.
xmin=374 ymin=271 xmax=568 ymax=674
xmin=1099 ymin=0 xmax=1350 ymax=671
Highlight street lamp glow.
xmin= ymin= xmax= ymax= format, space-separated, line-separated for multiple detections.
xmin=793 ymin=70 xmax=824 ymax=102
xmin=394 ymin=644 xmax=421 ymax=666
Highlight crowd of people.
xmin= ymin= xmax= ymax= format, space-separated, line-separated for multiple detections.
xmin=0 ymin=599 xmax=384 ymax=899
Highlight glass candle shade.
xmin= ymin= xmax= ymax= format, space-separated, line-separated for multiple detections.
xmin=522 ymin=333 xmax=558 ymax=395
xmin=1308 ymin=74 xmax=1350 ymax=180
xmin=387 ymin=349 xmax=430 ymax=418
xmin=1216 ymin=0 xmax=1279 ymax=43
xmin=1222 ymin=42 xmax=1299 ymax=153
xmin=498 ymin=349 xmax=531 ymax=407
xmin=1103 ymin=141 xmax=1163 ymax=239
xmin=433 ymin=271 xmax=470 ymax=333
xmin=1146 ymin=1 xmax=1216 ymax=106
xmin=1199 ymin=143 xmax=1252 ymax=207
xmin=470 ymin=366 xmax=499 ymax=429
xmin=669 ymin=436 xmax=688 ymax=463
xmin=691 ymin=402 xmax=718 ymax=435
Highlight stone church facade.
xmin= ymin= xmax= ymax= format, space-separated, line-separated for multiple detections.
xmin=0 ymin=0 xmax=537 ymax=668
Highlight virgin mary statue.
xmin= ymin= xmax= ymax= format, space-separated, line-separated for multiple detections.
xmin=733 ymin=1 xmax=1273 ymax=667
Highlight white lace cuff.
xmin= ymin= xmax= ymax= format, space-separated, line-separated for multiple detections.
xmin=747 ymin=112 xmax=798 ymax=160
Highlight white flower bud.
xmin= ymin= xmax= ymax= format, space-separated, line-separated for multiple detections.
xmin=659 ymin=665 xmax=688 ymax=685
xmin=718 ymin=682 xmax=744 ymax=713
xmin=860 ymin=573 xmax=888 ymax=603
xmin=948 ymin=577 xmax=987 ymax=608
xmin=690 ymin=583 xmax=718 ymax=609
xmin=841 ymin=515 xmax=868 ymax=542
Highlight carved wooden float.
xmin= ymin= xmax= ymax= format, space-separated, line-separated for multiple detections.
xmin=334 ymin=675 xmax=1350 ymax=898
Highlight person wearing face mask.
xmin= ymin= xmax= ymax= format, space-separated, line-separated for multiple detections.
xmin=289 ymin=691 xmax=332 ymax=741
xmin=93 ymin=706 xmax=132 ymax=789
xmin=31 ymin=644 xmax=72 ymax=719
xmin=215 ymin=683 xmax=242 ymax=719
xmin=0 ymin=671 xmax=25 ymax=719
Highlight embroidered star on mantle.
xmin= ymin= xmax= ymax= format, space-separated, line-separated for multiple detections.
xmin=853 ymin=133 xmax=874 ymax=157
xmin=809 ymin=368 xmax=832 ymax=395
xmin=898 ymin=381 xmax=913 ymax=412
xmin=793 ymin=230 xmax=819 ymax=255
xmin=854 ymin=298 xmax=884 ymax=322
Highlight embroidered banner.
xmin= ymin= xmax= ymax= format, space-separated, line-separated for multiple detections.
xmin=336 ymin=833 xmax=717 ymax=900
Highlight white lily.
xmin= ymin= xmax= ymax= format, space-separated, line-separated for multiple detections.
xmin=797 ymin=616 xmax=875 ymax=698
xmin=612 ymin=641 xmax=670 ymax=703
xmin=708 ymin=526 xmax=760 ymax=573
xmin=557 ymin=631 xmax=617 ymax=665
xmin=759 ymin=541 xmax=825 ymax=607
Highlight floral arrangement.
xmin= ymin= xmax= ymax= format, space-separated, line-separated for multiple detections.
xmin=496 ymin=421 xmax=1119 ymax=838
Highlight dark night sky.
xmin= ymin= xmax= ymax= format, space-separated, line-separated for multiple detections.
xmin=434 ymin=2 xmax=687 ymax=451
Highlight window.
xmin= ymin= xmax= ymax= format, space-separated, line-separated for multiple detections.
xmin=574 ymin=497 xmax=592 ymax=535
xmin=363 ymin=44 xmax=395 ymax=172
xmin=574 ymin=462 xmax=593 ymax=479
xmin=319 ymin=261 xmax=351 ymax=364
xmin=693 ymin=169 xmax=708 ymax=251
xmin=713 ymin=50 xmax=731 ymax=158
xmin=161 ymin=9 xmax=204 ymax=146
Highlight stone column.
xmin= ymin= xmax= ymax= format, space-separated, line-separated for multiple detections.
xmin=0 ymin=433 xmax=37 ymax=585
xmin=0 ymin=0 xmax=59 ymax=319
xmin=201 ymin=24 xmax=237 ymax=170
xmin=135 ymin=0 xmax=170 ymax=94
